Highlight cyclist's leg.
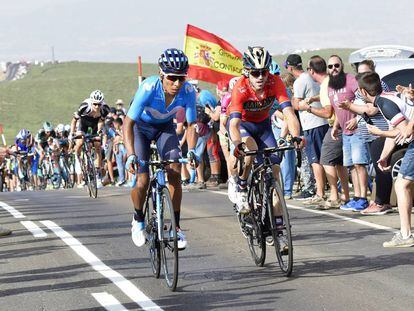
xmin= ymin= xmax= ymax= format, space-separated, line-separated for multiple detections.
xmin=132 ymin=123 xmax=152 ymax=217
xmin=238 ymin=121 xmax=258 ymax=181
xmin=155 ymin=121 xmax=182 ymax=224
xmin=255 ymin=120 xmax=283 ymax=215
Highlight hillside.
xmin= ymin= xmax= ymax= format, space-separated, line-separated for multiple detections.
xmin=0 ymin=49 xmax=355 ymax=144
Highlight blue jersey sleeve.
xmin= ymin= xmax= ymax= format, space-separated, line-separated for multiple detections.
xmin=185 ymin=89 xmax=197 ymax=124
xmin=127 ymin=78 xmax=156 ymax=123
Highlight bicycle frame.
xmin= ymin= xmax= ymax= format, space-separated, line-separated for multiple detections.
xmin=152 ymin=168 xmax=167 ymax=239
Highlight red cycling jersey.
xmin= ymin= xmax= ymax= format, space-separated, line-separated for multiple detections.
xmin=227 ymin=74 xmax=290 ymax=123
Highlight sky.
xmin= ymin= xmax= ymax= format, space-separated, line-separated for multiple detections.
xmin=1 ymin=0 xmax=414 ymax=63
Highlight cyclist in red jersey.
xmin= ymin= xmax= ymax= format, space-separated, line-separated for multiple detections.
xmin=227 ymin=46 xmax=300 ymax=213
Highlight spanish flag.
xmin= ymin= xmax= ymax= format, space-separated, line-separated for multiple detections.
xmin=184 ymin=24 xmax=243 ymax=84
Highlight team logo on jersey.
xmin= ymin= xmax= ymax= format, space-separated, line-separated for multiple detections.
xmin=185 ymin=84 xmax=194 ymax=93
xmin=237 ymin=86 xmax=247 ymax=94
xmin=143 ymin=82 xmax=155 ymax=92
xmin=243 ymin=96 xmax=275 ymax=111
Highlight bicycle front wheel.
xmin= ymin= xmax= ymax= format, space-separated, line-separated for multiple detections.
xmin=245 ymin=186 xmax=266 ymax=267
xmin=268 ymin=181 xmax=293 ymax=276
xmin=86 ymin=156 xmax=98 ymax=198
xmin=144 ymin=185 xmax=161 ymax=278
xmin=159 ymin=187 xmax=178 ymax=291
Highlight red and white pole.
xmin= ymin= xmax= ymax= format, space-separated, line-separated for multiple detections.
xmin=138 ymin=56 xmax=143 ymax=86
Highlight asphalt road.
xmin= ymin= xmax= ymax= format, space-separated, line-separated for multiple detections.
xmin=1 ymin=187 xmax=413 ymax=311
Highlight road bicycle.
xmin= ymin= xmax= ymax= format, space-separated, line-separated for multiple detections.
xmin=140 ymin=157 xmax=189 ymax=291
xmin=59 ymin=151 xmax=76 ymax=188
xmin=15 ymin=150 xmax=33 ymax=191
xmin=234 ymin=143 xmax=296 ymax=276
xmin=74 ymin=134 xmax=100 ymax=198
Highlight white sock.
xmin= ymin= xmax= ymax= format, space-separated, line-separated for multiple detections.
xmin=401 ymin=231 xmax=412 ymax=239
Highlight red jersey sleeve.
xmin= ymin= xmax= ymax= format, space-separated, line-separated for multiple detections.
xmin=227 ymin=78 xmax=246 ymax=119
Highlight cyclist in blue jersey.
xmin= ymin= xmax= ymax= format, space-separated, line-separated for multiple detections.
xmin=125 ymin=48 xmax=198 ymax=249
xmin=14 ymin=129 xmax=32 ymax=172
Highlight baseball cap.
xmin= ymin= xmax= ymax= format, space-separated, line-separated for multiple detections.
xmin=284 ymin=54 xmax=302 ymax=68
xmin=116 ymin=99 xmax=124 ymax=105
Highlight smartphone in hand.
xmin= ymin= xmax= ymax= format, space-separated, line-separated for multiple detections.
xmin=361 ymin=113 xmax=373 ymax=125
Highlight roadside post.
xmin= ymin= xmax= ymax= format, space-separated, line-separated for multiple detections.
xmin=0 ymin=124 xmax=6 ymax=146
xmin=138 ymin=56 xmax=143 ymax=86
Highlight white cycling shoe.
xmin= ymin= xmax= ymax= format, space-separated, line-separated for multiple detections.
xmin=131 ymin=219 xmax=146 ymax=247
xmin=227 ymin=176 xmax=238 ymax=204
xmin=235 ymin=190 xmax=250 ymax=214
xmin=176 ymin=228 xmax=187 ymax=250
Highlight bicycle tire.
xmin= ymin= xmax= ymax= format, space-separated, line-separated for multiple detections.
xmin=80 ymin=152 xmax=90 ymax=195
xmin=268 ymin=181 xmax=293 ymax=276
xmin=67 ymin=155 xmax=76 ymax=188
xmin=159 ymin=187 xmax=178 ymax=291
xmin=245 ymin=184 xmax=266 ymax=267
xmin=144 ymin=183 xmax=161 ymax=278
xmin=86 ymin=156 xmax=98 ymax=198
xmin=0 ymin=173 xmax=3 ymax=192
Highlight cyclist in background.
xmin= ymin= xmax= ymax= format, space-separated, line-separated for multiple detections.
xmin=124 ymin=48 xmax=198 ymax=250
xmin=37 ymin=122 xmax=56 ymax=169
xmin=227 ymin=46 xmax=301 ymax=214
xmin=69 ymin=90 xmax=110 ymax=188
xmin=14 ymin=129 xmax=33 ymax=188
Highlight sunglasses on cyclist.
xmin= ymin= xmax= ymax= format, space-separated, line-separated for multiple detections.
xmin=249 ymin=69 xmax=269 ymax=78
xmin=328 ymin=63 xmax=341 ymax=69
xmin=165 ymin=75 xmax=186 ymax=82
xmin=93 ymin=102 xmax=102 ymax=106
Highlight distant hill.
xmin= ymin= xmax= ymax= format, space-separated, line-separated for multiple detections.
xmin=0 ymin=48 xmax=355 ymax=144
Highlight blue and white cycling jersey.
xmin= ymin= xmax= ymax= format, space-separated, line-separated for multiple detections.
xmin=15 ymin=138 xmax=29 ymax=152
xmin=127 ymin=76 xmax=197 ymax=125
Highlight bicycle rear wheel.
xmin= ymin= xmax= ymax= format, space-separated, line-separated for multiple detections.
xmin=268 ymin=181 xmax=293 ymax=276
xmin=245 ymin=185 xmax=266 ymax=266
xmin=159 ymin=187 xmax=178 ymax=291
xmin=144 ymin=184 xmax=161 ymax=278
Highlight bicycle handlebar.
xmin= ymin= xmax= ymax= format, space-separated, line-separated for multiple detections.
xmin=233 ymin=144 xmax=297 ymax=177
xmin=137 ymin=158 xmax=189 ymax=167
xmin=72 ymin=134 xmax=101 ymax=141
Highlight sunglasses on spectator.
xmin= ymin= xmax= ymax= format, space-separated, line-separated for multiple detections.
xmin=250 ymin=69 xmax=269 ymax=78
xmin=165 ymin=75 xmax=186 ymax=82
xmin=328 ymin=63 xmax=341 ymax=69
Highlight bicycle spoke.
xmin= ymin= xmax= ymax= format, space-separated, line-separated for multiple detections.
xmin=159 ymin=187 xmax=178 ymax=291
xmin=144 ymin=183 xmax=161 ymax=278
xmin=245 ymin=185 xmax=266 ymax=267
xmin=269 ymin=182 xmax=293 ymax=276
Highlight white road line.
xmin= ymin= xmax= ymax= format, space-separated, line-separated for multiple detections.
xmin=40 ymin=220 xmax=162 ymax=311
xmin=0 ymin=201 xmax=25 ymax=218
xmin=92 ymin=292 xmax=129 ymax=311
xmin=286 ymin=204 xmax=395 ymax=232
xmin=207 ymin=190 xmax=396 ymax=233
xmin=20 ymin=221 xmax=48 ymax=237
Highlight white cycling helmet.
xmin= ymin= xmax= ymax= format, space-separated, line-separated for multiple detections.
xmin=90 ymin=90 xmax=104 ymax=103
xmin=17 ymin=129 xmax=30 ymax=140
xmin=56 ymin=123 xmax=65 ymax=133
xmin=243 ymin=46 xmax=272 ymax=70
xmin=64 ymin=124 xmax=71 ymax=132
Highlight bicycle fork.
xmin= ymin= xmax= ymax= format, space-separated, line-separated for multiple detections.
xmin=155 ymin=169 xmax=166 ymax=239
